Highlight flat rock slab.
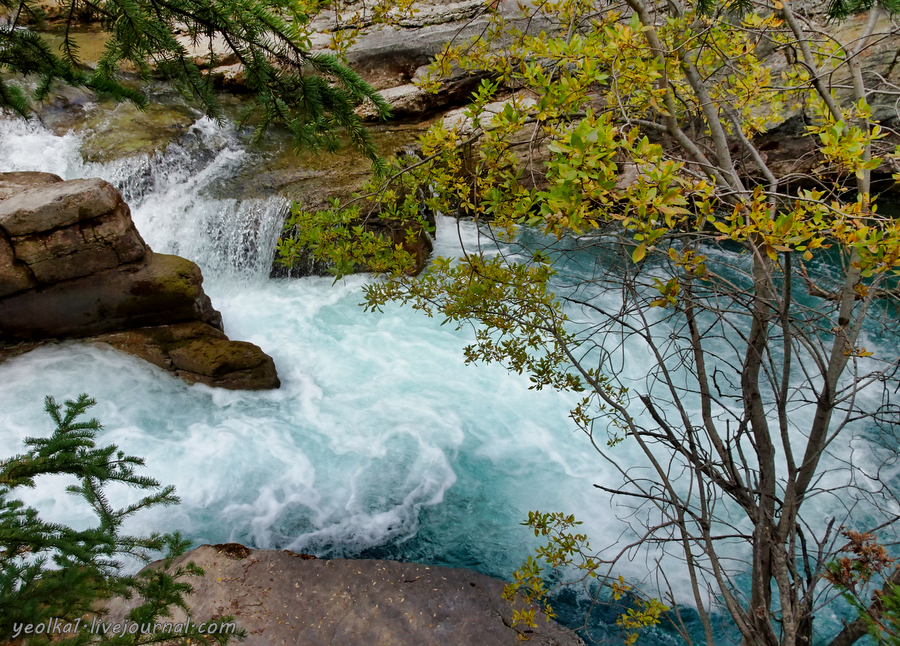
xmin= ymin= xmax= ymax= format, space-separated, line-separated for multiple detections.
xmin=105 ymin=545 xmax=583 ymax=646
xmin=0 ymin=252 xmax=221 ymax=339
xmin=0 ymin=177 xmax=121 ymax=235
xmin=0 ymin=171 xmax=63 ymax=201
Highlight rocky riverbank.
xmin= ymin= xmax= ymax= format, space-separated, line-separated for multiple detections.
xmin=104 ymin=544 xmax=584 ymax=646
xmin=12 ymin=0 xmax=898 ymax=284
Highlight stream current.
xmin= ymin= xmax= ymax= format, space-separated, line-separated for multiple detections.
xmin=0 ymin=116 xmax=631 ymax=630
xmin=1 ymin=113 xmax=896 ymax=645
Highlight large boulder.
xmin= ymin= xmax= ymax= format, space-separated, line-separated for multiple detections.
xmin=0 ymin=171 xmax=64 ymax=200
xmin=10 ymin=202 xmax=146 ymax=283
xmin=196 ymin=0 xmax=543 ymax=120
xmin=0 ymin=172 xmax=280 ymax=390
xmin=0 ymin=251 xmax=221 ymax=338
xmin=0 ymin=229 xmax=37 ymax=298
xmin=103 ymin=544 xmax=583 ymax=646
xmin=0 ymin=175 xmax=150 ymax=301
xmin=0 ymin=177 xmax=123 ymax=235
xmin=307 ymin=0 xmax=549 ymax=92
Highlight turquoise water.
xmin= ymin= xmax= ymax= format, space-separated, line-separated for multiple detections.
xmin=0 ymin=116 xmax=625 ymax=611
xmin=1 ymin=115 xmax=897 ymax=645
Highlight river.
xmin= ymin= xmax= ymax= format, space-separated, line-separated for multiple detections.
xmin=1 ymin=111 xmax=896 ymax=645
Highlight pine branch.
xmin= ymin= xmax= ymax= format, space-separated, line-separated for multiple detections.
xmin=1 ymin=394 xmax=234 ymax=645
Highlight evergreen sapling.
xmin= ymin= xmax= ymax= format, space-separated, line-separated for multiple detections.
xmin=0 ymin=394 xmax=242 ymax=645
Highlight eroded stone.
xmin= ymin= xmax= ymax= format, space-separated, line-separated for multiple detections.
xmin=0 ymin=172 xmax=63 ymax=202
xmin=0 ymin=229 xmax=37 ymax=298
xmin=11 ymin=202 xmax=147 ymax=283
xmin=0 ymin=174 xmax=280 ymax=391
xmin=0 ymin=178 xmax=120 ymax=236
xmin=169 ymin=338 xmax=266 ymax=376
xmin=0 ymin=252 xmax=222 ymax=340
xmin=91 ymin=322 xmax=279 ymax=390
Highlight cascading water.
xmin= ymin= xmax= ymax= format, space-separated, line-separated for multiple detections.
xmin=0 ymin=117 xmax=287 ymax=282
xmin=1 ymin=114 xmax=896 ymax=644
xmin=0 ymin=115 xmax=624 ymax=617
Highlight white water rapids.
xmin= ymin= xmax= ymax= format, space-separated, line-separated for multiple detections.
xmin=0 ymin=117 xmax=613 ymax=572
xmin=1 ymin=114 xmax=896 ymax=643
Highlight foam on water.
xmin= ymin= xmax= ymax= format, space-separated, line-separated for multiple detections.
xmin=0 ymin=117 xmax=286 ymax=282
xmin=0 ymin=119 xmax=84 ymax=177
xmin=0 ymin=117 xmax=618 ymax=580
xmin=2 ymin=116 xmax=897 ymax=642
xmin=0 ymin=277 xmax=613 ymax=573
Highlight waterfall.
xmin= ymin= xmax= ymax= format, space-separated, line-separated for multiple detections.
xmin=0 ymin=116 xmax=612 ymax=574
xmin=0 ymin=117 xmax=287 ymax=283
xmin=1 ymin=114 xmax=894 ymax=644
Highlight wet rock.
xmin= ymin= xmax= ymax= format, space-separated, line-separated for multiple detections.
xmin=91 ymin=321 xmax=221 ymax=371
xmin=0 ymin=252 xmax=221 ymax=339
xmin=169 ymin=337 xmax=280 ymax=390
xmin=92 ymin=322 xmax=280 ymax=390
xmin=103 ymin=545 xmax=584 ymax=646
xmin=168 ymin=337 xmax=262 ymax=376
xmin=78 ymin=101 xmax=197 ymax=163
xmin=177 ymin=355 xmax=280 ymax=390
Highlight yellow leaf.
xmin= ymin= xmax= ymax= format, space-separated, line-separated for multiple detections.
xmin=633 ymin=244 xmax=646 ymax=263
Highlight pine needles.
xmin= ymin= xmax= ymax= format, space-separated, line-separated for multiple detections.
xmin=0 ymin=0 xmax=389 ymax=160
xmin=0 ymin=394 xmax=242 ymax=645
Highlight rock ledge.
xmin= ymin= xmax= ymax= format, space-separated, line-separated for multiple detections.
xmin=105 ymin=545 xmax=583 ymax=646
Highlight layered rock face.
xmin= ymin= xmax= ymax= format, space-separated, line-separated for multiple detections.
xmin=0 ymin=172 xmax=279 ymax=390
